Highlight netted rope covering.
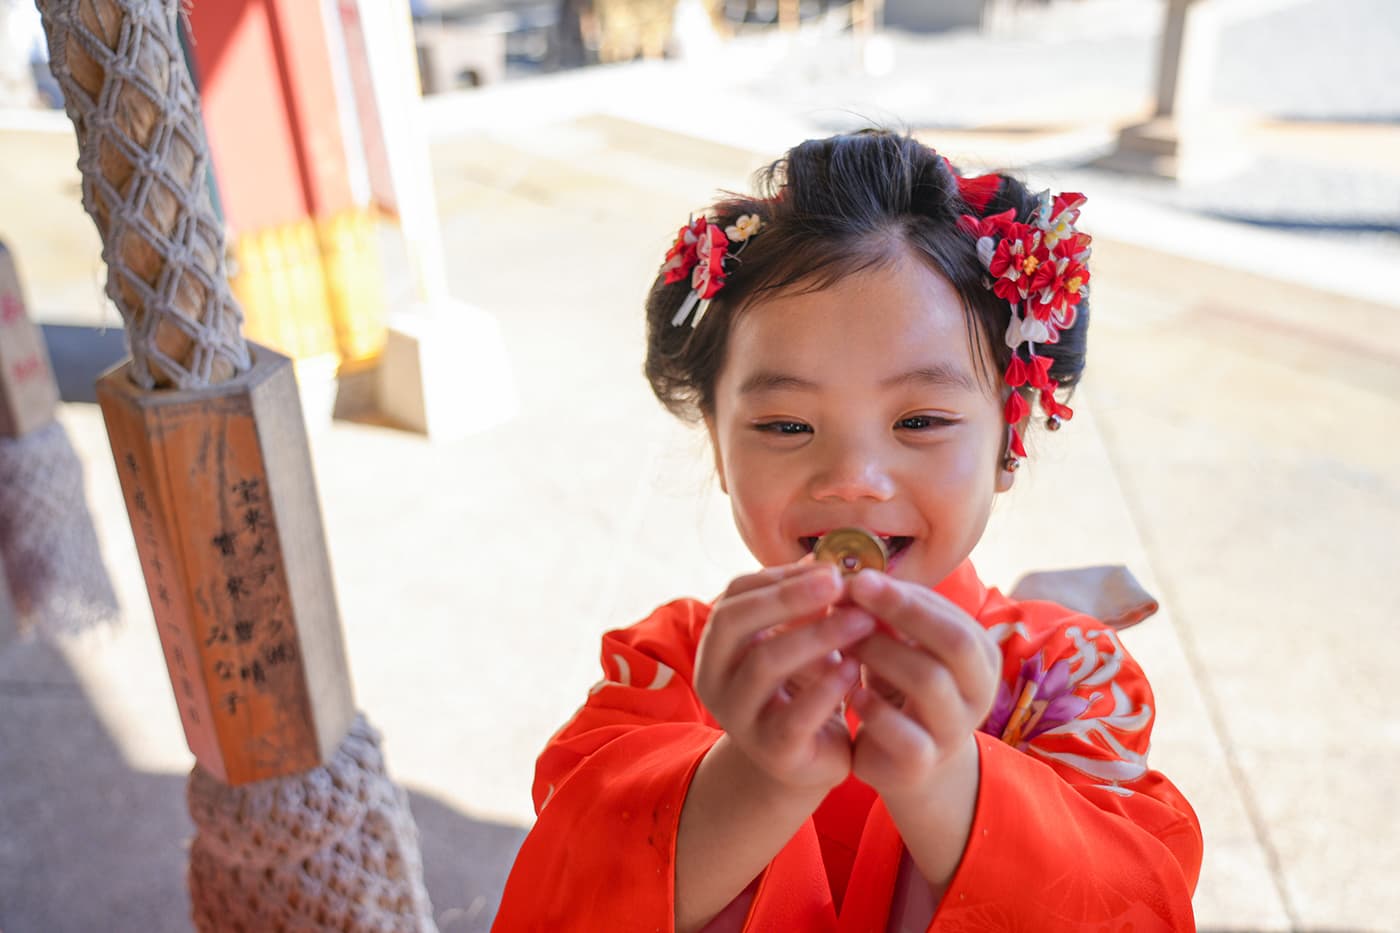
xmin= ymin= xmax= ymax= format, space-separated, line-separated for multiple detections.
xmin=0 ymin=420 xmax=119 ymax=632
xmin=188 ymin=713 xmax=438 ymax=933
xmin=37 ymin=0 xmax=249 ymax=389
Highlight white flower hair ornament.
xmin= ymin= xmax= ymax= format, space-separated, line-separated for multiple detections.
xmin=661 ymin=213 xmax=763 ymax=328
xmin=955 ymin=177 xmax=1091 ymax=467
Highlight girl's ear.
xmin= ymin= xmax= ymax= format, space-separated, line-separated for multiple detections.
xmin=703 ymin=415 xmax=728 ymax=495
xmin=993 ymin=420 xmax=1027 ymax=494
xmin=995 ymin=460 xmax=1016 ymax=494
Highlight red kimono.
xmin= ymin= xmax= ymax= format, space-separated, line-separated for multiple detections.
xmin=494 ymin=561 xmax=1202 ymax=931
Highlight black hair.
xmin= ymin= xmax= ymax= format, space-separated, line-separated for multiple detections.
xmin=643 ymin=129 xmax=1088 ymax=426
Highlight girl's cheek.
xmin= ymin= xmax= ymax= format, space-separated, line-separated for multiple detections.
xmin=941 ymin=442 xmax=987 ymax=483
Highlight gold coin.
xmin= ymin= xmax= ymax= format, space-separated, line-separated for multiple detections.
xmin=813 ymin=527 xmax=887 ymax=575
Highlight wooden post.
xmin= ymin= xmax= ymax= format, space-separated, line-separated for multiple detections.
xmin=852 ymin=0 xmax=885 ymax=33
xmin=0 ymin=240 xmax=120 ymax=635
xmin=1099 ymin=0 xmax=1242 ymax=181
xmin=779 ymin=0 xmax=799 ymax=31
xmin=37 ymin=1 xmax=432 ymax=924
xmin=185 ymin=0 xmax=387 ymax=370
xmin=97 ymin=344 xmax=355 ymax=785
xmin=0 ymin=241 xmax=60 ymax=636
xmin=0 ymin=242 xmax=60 ymax=440
xmin=854 ymin=0 xmax=892 ymax=76
xmin=347 ymin=0 xmax=517 ymax=439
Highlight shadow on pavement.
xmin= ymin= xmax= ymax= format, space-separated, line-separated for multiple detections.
xmin=1195 ymin=212 xmax=1400 ymax=235
xmin=415 ymin=791 xmax=527 ymax=932
xmin=39 ymin=323 xmax=128 ymax=405
xmin=0 ymin=635 xmax=526 ymax=933
xmin=1273 ymin=112 xmax=1400 ymax=125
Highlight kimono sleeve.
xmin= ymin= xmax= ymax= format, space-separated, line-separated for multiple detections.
xmin=934 ymin=606 xmax=1203 ymax=931
xmin=493 ymin=599 xmax=722 ymax=932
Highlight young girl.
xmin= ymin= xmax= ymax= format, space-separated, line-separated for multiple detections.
xmin=493 ymin=130 xmax=1202 ymax=931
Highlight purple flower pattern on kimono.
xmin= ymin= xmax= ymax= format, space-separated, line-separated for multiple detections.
xmin=982 ymin=653 xmax=1091 ymax=750
xmin=982 ymin=622 xmax=1156 ymax=795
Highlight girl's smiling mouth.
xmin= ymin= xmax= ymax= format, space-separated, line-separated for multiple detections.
xmin=801 ymin=534 xmax=914 ymax=563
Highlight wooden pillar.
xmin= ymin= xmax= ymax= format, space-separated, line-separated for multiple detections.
xmin=346 ymin=0 xmax=518 ymax=439
xmin=854 ymin=0 xmax=892 ymax=76
xmin=186 ymin=0 xmax=387 ymax=371
xmin=852 ymin=0 xmax=886 ymax=33
xmin=36 ymin=0 xmax=432 ymax=924
xmin=98 ymin=346 xmax=356 ymax=783
xmin=0 ymin=240 xmax=59 ymax=641
xmin=0 ymin=243 xmax=60 ymax=441
xmin=1100 ymin=0 xmax=1241 ymax=181
xmin=779 ymin=0 xmax=799 ymax=31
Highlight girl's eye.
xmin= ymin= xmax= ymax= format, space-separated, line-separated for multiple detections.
xmin=754 ymin=420 xmax=812 ymax=435
xmin=896 ymin=414 xmax=955 ymax=431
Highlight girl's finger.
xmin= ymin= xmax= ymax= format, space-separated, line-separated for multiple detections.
xmin=762 ymin=656 xmax=860 ymax=750
xmin=848 ymin=634 xmax=961 ymax=727
xmin=719 ymin=557 xmax=821 ymax=600
xmin=725 ymin=607 xmax=875 ymax=718
xmin=704 ymin=565 xmax=844 ymax=665
xmin=863 ymin=666 xmax=905 ymax=708
xmin=852 ymin=685 xmax=937 ymax=773
xmin=781 ymin=648 xmax=844 ymax=699
xmin=847 ymin=570 xmax=998 ymax=700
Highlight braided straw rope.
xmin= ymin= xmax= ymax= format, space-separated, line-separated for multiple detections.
xmin=35 ymin=7 xmax=435 ymax=928
xmin=188 ymin=714 xmax=438 ymax=932
xmin=0 ymin=420 xmax=120 ymax=632
xmin=38 ymin=0 xmax=249 ymax=389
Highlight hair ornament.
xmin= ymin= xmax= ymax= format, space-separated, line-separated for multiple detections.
xmin=663 ymin=213 xmax=762 ymax=328
xmin=958 ymin=185 xmax=1091 ymax=457
xmin=954 ymin=171 xmax=1002 ymax=214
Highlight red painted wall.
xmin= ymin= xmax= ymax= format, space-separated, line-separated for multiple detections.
xmin=187 ymin=0 xmax=353 ymax=231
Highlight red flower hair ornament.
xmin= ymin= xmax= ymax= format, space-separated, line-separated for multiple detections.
xmin=662 ymin=213 xmax=763 ymax=328
xmin=659 ymin=180 xmax=1087 ymax=466
xmin=956 ymin=180 xmax=1091 ymax=465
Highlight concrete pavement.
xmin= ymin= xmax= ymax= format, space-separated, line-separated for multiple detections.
xmin=4 ymin=5 xmax=1400 ymax=930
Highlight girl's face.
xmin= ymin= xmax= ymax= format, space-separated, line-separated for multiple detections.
xmin=706 ymin=247 xmax=1014 ymax=590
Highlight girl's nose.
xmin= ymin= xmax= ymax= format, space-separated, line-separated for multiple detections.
xmin=809 ymin=445 xmax=896 ymax=502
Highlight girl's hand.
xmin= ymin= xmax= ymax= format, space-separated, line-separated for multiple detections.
xmin=693 ymin=563 xmax=874 ymax=795
xmin=843 ymin=570 xmax=1000 ymax=801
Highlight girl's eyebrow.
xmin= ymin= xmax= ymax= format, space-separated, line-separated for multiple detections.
xmin=738 ymin=364 xmax=977 ymax=396
xmin=737 ymin=371 xmax=818 ymax=395
xmin=881 ymin=364 xmax=979 ymax=394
